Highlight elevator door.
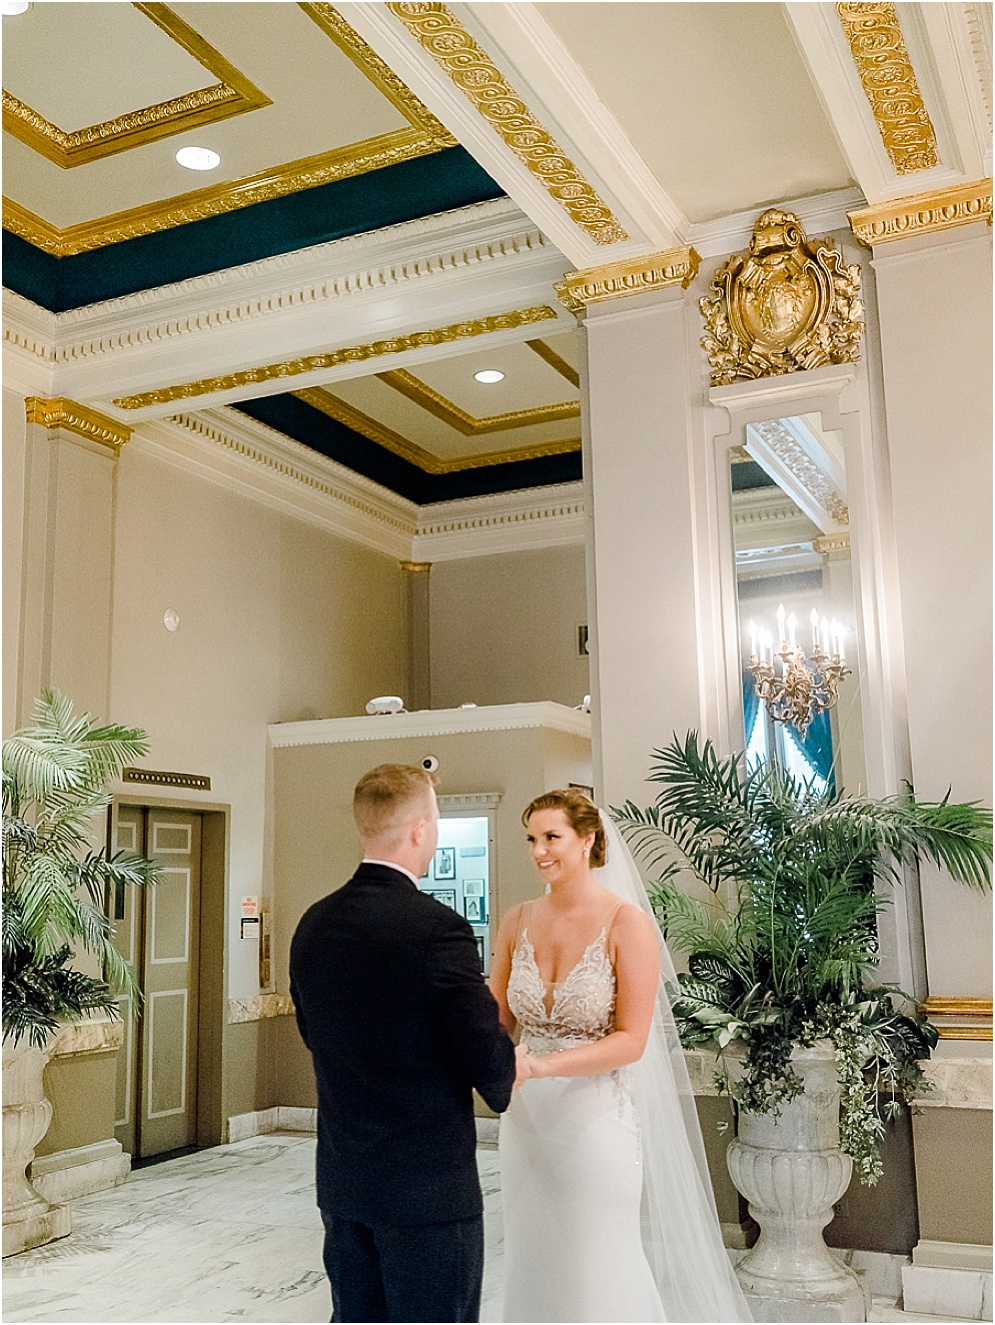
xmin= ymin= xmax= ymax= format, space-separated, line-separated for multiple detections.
xmin=112 ymin=806 xmax=202 ymax=1158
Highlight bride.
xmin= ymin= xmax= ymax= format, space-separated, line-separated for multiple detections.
xmin=490 ymin=788 xmax=749 ymax=1323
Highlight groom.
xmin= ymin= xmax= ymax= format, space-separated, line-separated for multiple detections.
xmin=290 ymin=763 xmax=517 ymax=1323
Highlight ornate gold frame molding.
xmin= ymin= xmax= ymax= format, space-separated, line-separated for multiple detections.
xmin=295 ymin=386 xmax=579 ymax=474
xmin=3 ymin=5 xmax=453 ymax=254
xmin=849 ymin=180 xmax=993 ymax=246
xmin=376 ymin=368 xmax=578 ymax=434
xmin=836 ymin=2 xmax=938 ymax=175
xmin=922 ymin=996 xmax=994 ymax=1042
xmin=112 ymin=306 xmax=560 ymax=411
xmin=3 ymin=4 xmax=271 ymax=169
xmin=555 ymin=247 xmax=700 ymax=314
xmin=25 ymin=397 xmax=132 ymax=453
xmin=386 ymin=2 xmax=627 ymax=247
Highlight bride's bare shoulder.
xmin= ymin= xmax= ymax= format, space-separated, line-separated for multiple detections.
xmin=610 ymin=901 xmax=658 ymax=943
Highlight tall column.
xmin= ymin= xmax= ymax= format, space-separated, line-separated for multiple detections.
xmin=559 ymin=250 xmax=703 ymax=808
xmin=16 ymin=399 xmax=130 ymax=727
xmin=851 ymin=188 xmax=993 ymax=1003
xmin=400 ymin=560 xmax=432 ymax=712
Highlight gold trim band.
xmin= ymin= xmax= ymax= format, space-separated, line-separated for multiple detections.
xmin=556 ymin=247 xmax=701 ymax=313
xmin=295 ymin=386 xmax=580 ymax=474
xmin=386 ymin=2 xmax=627 ymax=246
xmin=922 ymin=997 xmax=993 ymax=1017
xmin=399 ymin=561 xmax=432 ymax=572
xmin=25 ymin=398 xmax=132 ymax=453
xmin=376 ymin=369 xmax=578 ymax=434
xmin=113 ymin=306 xmax=560 ymax=411
xmin=3 ymin=4 xmax=271 ymax=168
xmin=836 ymin=2 xmax=938 ymax=175
xmin=525 ymin=338 xmax=580 ymax=388
xmin=936 ymin=1027 xmax=993 ymax=1041
xmin=849 ymin=180 xmax=993 ymax=246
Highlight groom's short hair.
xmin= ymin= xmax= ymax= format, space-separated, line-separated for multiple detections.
xmin=353 ymin=764 xmax=436 ymax=847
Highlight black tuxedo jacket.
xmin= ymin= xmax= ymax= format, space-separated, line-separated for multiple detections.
xmin=289 ymin=862 xmax=515 ymax=1226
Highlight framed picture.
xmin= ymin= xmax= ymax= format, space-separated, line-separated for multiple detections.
xmin=475 ymin=935 xmax=486 ymax=971
xmin=465 ymin=896 xmax=484 ymax=923
xmin=463 ymin=878 xmax=485 ymax=896
xmin=434 ymin=847 xmax=456 ymax=880
xmin=423 ymin=887 xmax=457 ymax=911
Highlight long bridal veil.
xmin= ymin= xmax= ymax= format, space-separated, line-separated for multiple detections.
xmin=598 ymin=814 xmax=751 ymax=1323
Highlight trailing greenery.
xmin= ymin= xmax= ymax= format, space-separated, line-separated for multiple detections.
xmin=3 ymin=690 xmax=159 ymax=1049
xmin=613 ymin=731 xmax=992 ymax=1184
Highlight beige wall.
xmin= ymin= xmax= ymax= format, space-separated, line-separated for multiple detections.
xmin=107 ymin=436 xmax=408 ymax=1003
xmin=2 ymin=388 xmax=27 ymax=737
xmin=429 ymin=546 xmax=590 ymax=710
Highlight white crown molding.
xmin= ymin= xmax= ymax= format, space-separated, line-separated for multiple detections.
xmin=136 ymin=407 xmax=418 ymax=560
xmin=268 ymin=701 xmax=592 ymax=748
xmin=689 ymin=188 xmax=867 ymax=260
xmin=2 ymin=288 xmax=57 ymax=396
xmin=918 ymin=1 xmax=993 ymax=179
xmin=413 ymin=481 xmax=586 ymax=562
xmin=125 ymin=405 xmax=587 ymax=563
xmin=17 ymin=200 xmax=574 ymax=413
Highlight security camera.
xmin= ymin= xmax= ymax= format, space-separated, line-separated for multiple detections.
xmin=421 ymin=755 xmax=439 ymax=773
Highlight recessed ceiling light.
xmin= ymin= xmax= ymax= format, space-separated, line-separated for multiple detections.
xmin=2 ymin=2 xmax=31 ymax=14
xmin=474 ymin=369 xmax=505 ymax=384
xmin=175 ymin=146 xmax=220 ymax=171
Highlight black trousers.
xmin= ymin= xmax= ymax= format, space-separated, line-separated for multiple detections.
xmin=321 ymin=1209 xmax=484 ymax=1323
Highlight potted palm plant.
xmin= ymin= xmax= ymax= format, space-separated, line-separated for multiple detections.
xmin=613 ymin=732 xmax=991 ymax=1319
xmin=2 ymin=690 xmax=158 ymax=1257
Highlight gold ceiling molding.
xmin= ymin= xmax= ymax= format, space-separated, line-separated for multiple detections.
xmin=3 ymin=125 xmax=446 ymax=256
xmin=25 ymin=397 xmax=132 ymax=453
xmin=848 ymin=180 xmax=993 ymax=246
xmin=525 ymin=338 xmax=580 ymax=389
xmin=376 ymin=369 xmax=578 ymax=435
xmin=386 ymin=2 xmax=628 ymax=247
xmin=301 ymin=3 xmax=454 ymax=147
xmin=295 ymin=386 xmax=580 ymax=475
xmin=112 ymin=306 xmax=560 ymax=410
xmin=555 ymin=247 xmax=700 ymax=314
xmin=836 ymin=3 xmax=938 ymax=175
xmin=700 ymin=211 xmax=863 ymax=386
xmin=3 ymin=4 xmax=271 ymax=168
xmin=812 ymin=532 xmax=852 ymax=556
xmin=3 ymin=4 xmax=454 ymax=254
xmin=399 ymin=561 xmax=432 ymax=572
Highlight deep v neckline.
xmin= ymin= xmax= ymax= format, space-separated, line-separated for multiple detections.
xmin=519 ymin=926 xmax=609 ymax=1018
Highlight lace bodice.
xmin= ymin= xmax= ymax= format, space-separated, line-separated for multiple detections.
xmin=508 ymin=922 xmax=617 ymax=1057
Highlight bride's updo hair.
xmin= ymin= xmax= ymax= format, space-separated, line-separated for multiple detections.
xmin=522 ymin=788 xmax=607 ymax=868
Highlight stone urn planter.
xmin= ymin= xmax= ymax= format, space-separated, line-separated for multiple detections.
xmin=726 ymin=1042 xmax=866 ymax=1323
xmin=2 ymin=1035 xmax=71 ymax=1257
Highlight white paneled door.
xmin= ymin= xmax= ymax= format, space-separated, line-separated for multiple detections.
xmin=111 ymin=807 xmax=202 ymax=1158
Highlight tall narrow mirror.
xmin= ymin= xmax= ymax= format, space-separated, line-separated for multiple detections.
xmin=730 ymin=414 xmax=865 ymax=792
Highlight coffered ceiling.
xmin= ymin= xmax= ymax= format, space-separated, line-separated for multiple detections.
xmin=3 ymin=2 xmax=991 ymax=503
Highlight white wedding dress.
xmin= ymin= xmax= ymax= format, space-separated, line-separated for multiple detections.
xmin=499 ymin=817 xmax=750 ymax=1325
xmin=501 ymin=904 xmax=665 ymax=1323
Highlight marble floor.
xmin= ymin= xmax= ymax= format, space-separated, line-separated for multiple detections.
xmin=1 ymin=1134 xmax=977 ymax=1324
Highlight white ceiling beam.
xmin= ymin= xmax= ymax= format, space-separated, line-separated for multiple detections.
xmin=784 ymin=1 xmax=982 ymax=205
xmin=339 ymin=2 xmax=668 ymax=267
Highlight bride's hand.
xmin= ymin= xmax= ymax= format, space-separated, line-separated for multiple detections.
xmin=513 ymin=1043 xmax=539 ymax=1088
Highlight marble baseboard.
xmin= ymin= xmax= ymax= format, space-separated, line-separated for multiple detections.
xmin=914 ymin=1240 xmax=993 ymax=1274
xmin=227 ymin=1106 xmax=317 ymax=1141
xmin=902 ymin=1263 xmax=992 ymax=1320
xmin=30 ymin=1140 xmax=130 ymax=1204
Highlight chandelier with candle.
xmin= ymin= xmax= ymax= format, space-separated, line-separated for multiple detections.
xmin=748 ymin=606 xmax=851 ymax=733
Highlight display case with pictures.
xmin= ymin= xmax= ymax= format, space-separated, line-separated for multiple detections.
xmin=418 ymin=796 xmax=497 ymax=975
